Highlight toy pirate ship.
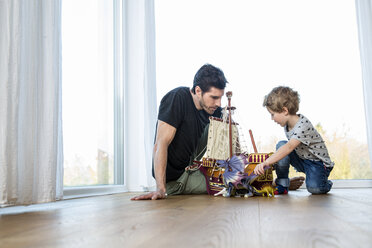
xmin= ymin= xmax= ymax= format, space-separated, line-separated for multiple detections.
xmin=189 ymin=91 xmax=275 ymax=197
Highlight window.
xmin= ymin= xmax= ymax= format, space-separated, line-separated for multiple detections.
xmin=155 ymin=0 xmax=371 ymax=180
xmin=62 ymin=0 xmax=115 ymax=186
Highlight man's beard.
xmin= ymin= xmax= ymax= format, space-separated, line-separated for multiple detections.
xmin=199 ymin=97 xmax=215 ymax=114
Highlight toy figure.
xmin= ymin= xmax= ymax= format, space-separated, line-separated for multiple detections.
xmin=215 ymin=154 xmax=257 ymax=197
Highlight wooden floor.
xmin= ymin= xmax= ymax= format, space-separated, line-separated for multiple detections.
xmin=1 ymin=189 xmax=372 ymax=248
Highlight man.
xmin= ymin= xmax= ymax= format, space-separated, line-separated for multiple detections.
xmin=131 ymin=64 xmax=227 ymax=200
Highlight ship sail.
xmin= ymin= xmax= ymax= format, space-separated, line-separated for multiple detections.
xmin=205 ymin=117 xmax=239 ymax=160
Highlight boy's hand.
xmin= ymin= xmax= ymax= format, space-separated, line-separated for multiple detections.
xmin=254 ymin=162 xmax=268 ymax=175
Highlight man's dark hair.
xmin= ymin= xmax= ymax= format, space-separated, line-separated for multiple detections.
xmin=191 ymin=64 xmax=228 ymax=94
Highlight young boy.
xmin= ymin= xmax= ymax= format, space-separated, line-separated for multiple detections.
xmin=254 ymin=86 xmax=334 ymax=195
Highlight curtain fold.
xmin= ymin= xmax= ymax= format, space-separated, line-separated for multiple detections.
xmin=355 ymin=0 xmax=372 ymax=168
xmin=123 ymin=0 xmax=157 ymax=191
xmin=0 ymin=0 xmax=63 ymax=206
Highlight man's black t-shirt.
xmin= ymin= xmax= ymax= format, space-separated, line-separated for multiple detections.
xmin=153 ymin=87 xmax=222 ymax=182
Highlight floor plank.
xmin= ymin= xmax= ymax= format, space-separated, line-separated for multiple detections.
xmin=1 ymin=189 xmax=372 ymax=248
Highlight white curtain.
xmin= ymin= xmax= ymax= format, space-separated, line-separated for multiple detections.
xmin=355 ymin=0 xmax=372 ymax=168
xmin=123 ymin=0 xmax=157 ymax=191
xmin=0 ymin=0 xmax=63 ymax=205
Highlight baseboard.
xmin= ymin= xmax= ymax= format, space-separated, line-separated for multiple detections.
xmin=63 ymin=185 xmax=128 ymax=199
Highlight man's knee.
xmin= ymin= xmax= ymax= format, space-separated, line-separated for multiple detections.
xmin=184 ymin=170 xmax=207 ymax=194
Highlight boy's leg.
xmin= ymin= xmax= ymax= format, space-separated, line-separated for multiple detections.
xmin=166 ymin=124 xmax=210 ymax=195
xmin=302 ymin=160 xmax=333 ymax=194
xmin=275 ymin=140 xmax=307 ymax=194
xmin=274 ymin=141 xmax=291 ymax=194
xmin=288 ymin=150 xmax=332 ymax=194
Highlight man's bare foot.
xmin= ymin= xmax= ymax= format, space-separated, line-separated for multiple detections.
xmin=289 ymin=176 xmax=305 ymax=190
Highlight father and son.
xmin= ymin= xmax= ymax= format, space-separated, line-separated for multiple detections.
xmin=131 ymin=64 xmax=334 ymax=200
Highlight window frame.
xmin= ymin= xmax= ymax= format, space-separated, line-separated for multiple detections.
xmin=62 ymin=0 xmax=126 ymax=198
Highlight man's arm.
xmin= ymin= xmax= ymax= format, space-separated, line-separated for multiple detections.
xmin=131 ymin=120 xmax=176 ymax=200
xmin=253 ymin=139 xmax=301 ymax=175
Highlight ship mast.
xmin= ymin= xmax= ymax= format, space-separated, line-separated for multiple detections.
xmin=249 ymin=129 xmax=258 ymax=153
xmin=226 ymin=91 xmax=233 ymax=158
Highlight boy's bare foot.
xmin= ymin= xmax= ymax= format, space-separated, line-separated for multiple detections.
xmin=289 ymin=176 xmax=305 ymax=190
xmin=272 ymin=176 xmax=305 ymax=190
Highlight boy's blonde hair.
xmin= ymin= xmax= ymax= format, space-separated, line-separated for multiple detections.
xmin=263 ymin=86 xmax=300 ymax=115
